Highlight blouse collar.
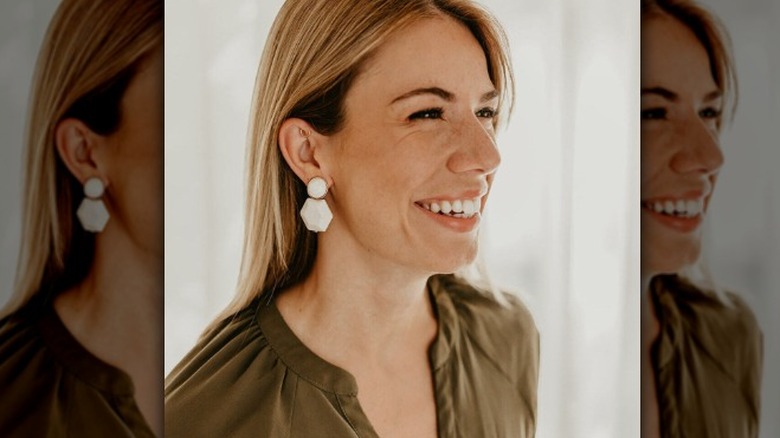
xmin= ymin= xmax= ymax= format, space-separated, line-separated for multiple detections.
xmin=254 ymin=274 xmax=459 ymax=395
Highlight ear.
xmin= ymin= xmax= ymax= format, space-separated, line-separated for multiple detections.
xmin=55 ymin=118 xmax=108 ymax=186
xmin=278 ymin=118 xmax=331 ymax=186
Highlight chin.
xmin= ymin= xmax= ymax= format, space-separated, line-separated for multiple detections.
xmin=641 ymin=214 xmax=705 ymax=275
xmin=641 ymin=235 xmax=701 ymax=277
xmin=423 ymin=241 xmax=479 ymax=274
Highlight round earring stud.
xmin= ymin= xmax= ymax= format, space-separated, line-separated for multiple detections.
xmin=307 ymin=176 xmax=328 ymax=199
xmin=84 ymin=177 xmax=105 ymax=199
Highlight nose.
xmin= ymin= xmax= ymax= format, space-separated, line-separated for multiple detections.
xmin=446 ymin=116 xmax=501 ymax=175
xmin=670 ymin=118 xmax=724 ymax=175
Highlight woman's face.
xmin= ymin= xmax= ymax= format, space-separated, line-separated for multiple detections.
xmin=641 ymin=15 xmax=724 ymax=276
xmin=101 ymin=48 xmax=163 ymax=257
xmin=319 ymin=16 xmax=500 ymax=274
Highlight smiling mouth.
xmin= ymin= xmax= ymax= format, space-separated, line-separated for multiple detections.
xmin=416 ymin=197 xmax=482 ymax=219
xmin=641 ymin=198 xmax=704 ymax=218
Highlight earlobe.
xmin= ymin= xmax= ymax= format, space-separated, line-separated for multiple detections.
xmin=55 ymin=118 xmax=104 ymax=184
xmin=278 ymin=118 xmax=329 ymax=184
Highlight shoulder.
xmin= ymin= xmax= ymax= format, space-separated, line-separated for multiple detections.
xmin=433 ymin=274 xmax=537 ymax=340
xmin=662 ymin=277 xmax=762 ymax=382
xmin=165 ymin=302 xmax=265 ymax=394
xmin=678 ymin=282 xmax=761 ymax=357
xmin=713 ymin=292 xmax=763 ymax=379
xmin=659 ymin=276 xmax=760 ymax=339
xmin=693 ymin=290 xmax=763 ymax=398
xmin=430 ymin=274 xmax=539 ymax=381
xmin=707 ymin=291 xmax=763 ymax=347
xmin=164 ymin=302 xmax=285 ymax=437
xmin=1 ymin=302 xmax=159 ymax=437
xmin=0 ymin=306 xmax=58 ymax=434
xmin=432 ymin=274 xmax=538 ymax=337
xmin=0 ymin=305 xmax=48 ymax=375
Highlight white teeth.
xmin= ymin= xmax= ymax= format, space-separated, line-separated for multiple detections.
xmin=452 ymin=200 xmax=463 ymax=213
xmin=419 ymin=197 xmax=481 ymax=218
xmin=685 ymin=201 xmax=701 ymax=215
xmin=462 ymin=200 xmax=475 ymax=215
xmin=646 ymin=199 xmax=704 ymax=218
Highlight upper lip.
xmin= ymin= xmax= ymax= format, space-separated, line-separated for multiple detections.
xmin=415 ymin=188 xmax=488 ymax=204
xmin=641 ymin=189 xmax=709 ymax=203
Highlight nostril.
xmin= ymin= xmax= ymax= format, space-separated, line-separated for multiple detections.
xmin=670 ymin=133 xmax=724 ymax=174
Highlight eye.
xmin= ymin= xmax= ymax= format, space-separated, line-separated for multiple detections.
xmin=699 ymin=107 xmax=722 ymax=119
xmin=641 ymin=107 xmax=667 ymax=120
xmin=476 ymin=107 xmax=497 ymax=119
xmin=409 ymin=107 xmax=444 ymax=120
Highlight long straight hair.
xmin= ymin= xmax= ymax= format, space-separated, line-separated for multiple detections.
xmin=2 ymin=0 xmax=162 ymax=317
xmin=211 ymin=0 xmax=515 ymax=330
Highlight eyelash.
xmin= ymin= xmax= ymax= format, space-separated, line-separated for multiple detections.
xmin=641 ymin=108 xmax=667 ymax=120
xmin=408 ymin=107 xmax=498 ymax=121
xmin=409 ymin=107 xmax=444 ymax=120
xmin=699 ymin=107 xmax=722 ymax=119
xmin=640 ymin=107 xmax=722 ymax=121
xmin=476 ymin=107 xmax=497 ymax=119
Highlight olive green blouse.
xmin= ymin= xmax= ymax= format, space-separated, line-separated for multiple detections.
xmin=0 ymin=299 xmax=155 ymax=437
xmin=651 ymin=275 xmax=763 ymax=438
xmin=165 ymin=275 xmax=539 ymax=437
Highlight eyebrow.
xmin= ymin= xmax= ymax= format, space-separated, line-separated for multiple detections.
xmin=391 ymin=87 xmax=498 ymax=105
xmin=641 ymin=86 xmax=722 ymax=102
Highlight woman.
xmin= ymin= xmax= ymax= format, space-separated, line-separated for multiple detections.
xmin=165 ymin=0 xmax=538 ymax=437
xmin=641 ymin=0 xmax=762 ymax=436
xmin=0 ymin=0 xmax=163 ymax=436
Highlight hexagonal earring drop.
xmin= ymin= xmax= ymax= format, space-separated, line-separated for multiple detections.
xmin=300 ymin=176 xmax=332 ymax=233
xmin=76 ymin=177 xmax=109 ymax=233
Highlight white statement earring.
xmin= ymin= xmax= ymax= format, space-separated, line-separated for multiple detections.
xmin=76 ymin=177 xmax=109 ymax=233
xmin=300 ymin=176 xmax=332 ymax=233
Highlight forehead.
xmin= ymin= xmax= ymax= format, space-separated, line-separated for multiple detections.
xmin=356 ymin=15 xmax=494 ymax=96
xmin=641 ymin=15 xmax=717 ymax=96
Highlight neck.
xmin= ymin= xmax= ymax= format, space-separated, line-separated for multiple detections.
xmin=54 ymin=224 xmax=163 ymax=434
xmin=55 ymin=225 xmax=162 ymax=361
xmin=277 ymin=231 xmax=438 ymax=365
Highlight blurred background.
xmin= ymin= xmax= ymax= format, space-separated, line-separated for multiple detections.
xmin=0 ymin=1 xmax=60 ymax=308
xmin=164 ymin=0 xmax=639 ymax=437
xmin=697 ymin=1 xmax=780 ymax=436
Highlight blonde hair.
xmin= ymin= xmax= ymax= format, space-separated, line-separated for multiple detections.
xmin=214 ymin=0 xmax=514 ymax=328
xmin=2 ymin=0 xmax=162 ymax=317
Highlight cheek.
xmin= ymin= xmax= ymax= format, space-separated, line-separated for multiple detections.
xmin=119 ymin=130 xmax=163 ymax=190
xmin=640 ymin=126 xmax=673 ymax=186
xmin=105 ymin=131 xmax=163 ymax=232
xmin=333 ymin=129 xmax=449 ymax=198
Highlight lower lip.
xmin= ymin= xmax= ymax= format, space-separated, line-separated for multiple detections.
xmin=415 ymin=203 xmax=481 ymax=232
xmin=642 ymin=207 xmax=702 ymax=233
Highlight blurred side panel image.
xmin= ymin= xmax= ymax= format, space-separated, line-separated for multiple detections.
xmin=641 ymin=0 xmax=779 ymax=437
xmin=0 ymin=0 xmax=163 ymax=436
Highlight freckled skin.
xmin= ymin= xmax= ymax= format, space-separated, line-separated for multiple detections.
xmin=319 ymin=15 xmax=501 ymax=275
